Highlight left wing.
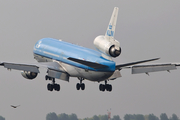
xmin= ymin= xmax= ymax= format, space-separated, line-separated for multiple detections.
xmin=116 ymin=58 xmax=180 ymax=74
xmin=131 ymin=63 xmax=180 ymax=74
xmin=116 ymin=58 xmax=160 ymax=70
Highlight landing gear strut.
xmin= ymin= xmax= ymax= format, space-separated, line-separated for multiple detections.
xmin=99 ymin=80 xmax=112 ymax=92
xmin=46 ymin=75 xmax=60 ymax=91
xmin=76 ymin=77 xmax=85 ymax=90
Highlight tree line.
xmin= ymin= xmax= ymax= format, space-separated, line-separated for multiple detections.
xmin=0 ymin=113 xmax=179 ymax=120
xmin=46 ymin=113 xmax=120 ymax=120
xmin=0 ymin=116 xmax=5 ymax=120
xmin=46 ymin=113 xmax=179 ymax=120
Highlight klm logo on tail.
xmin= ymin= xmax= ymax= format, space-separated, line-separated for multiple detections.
xmin=106 ymin=25 xmax=114 ymax=37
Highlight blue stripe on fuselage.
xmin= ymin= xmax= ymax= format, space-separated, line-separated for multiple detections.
xmin=33 ymin=38 xmax=115 ymax=72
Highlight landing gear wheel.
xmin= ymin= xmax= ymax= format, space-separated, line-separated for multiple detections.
xmin=105 ymin=84 xmax=112 ymax=92
xmin=99 ymin=84 xmax=105 ymax=92
xmin=109 ymin=84 xmax=112 ymax=92
xmin=54 ymin=84 xmax=60 ymax=91
xmin=47 ymin=84 xmax=53 ymax=91
xmin=45 ymin=75 xmax=48 ymax=80
xmin=46 ymin=77 xmax=60 ymax=92
xmin=81 ymin=83 xmax=85 ymax=90
xmin=99 ymin=82 xmax=112 ymax=92
xmin=76 ymin=77 xmax=85 ymax=91
xmin=76 ymin=83 xmax=81 ymax=90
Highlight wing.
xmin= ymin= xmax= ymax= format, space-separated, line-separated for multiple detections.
xmin=115 ymin=58 xmax=160 ymax=70
xmin=0 ymin=62 xmax=40 ymax=73
xmin=116 ymin=58 xmax=180 ymax=74
xmin=0 ymin=61 xmax=69 ymax=81
xmin=131 ymin=64 xmax=179 ymax=74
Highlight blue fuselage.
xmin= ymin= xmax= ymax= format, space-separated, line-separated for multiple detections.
xmin=33 ymin=38 xmax=115 ymax=72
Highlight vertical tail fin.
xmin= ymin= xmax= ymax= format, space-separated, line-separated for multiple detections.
xmin=105 ymin=7 xmax=119 ymax=40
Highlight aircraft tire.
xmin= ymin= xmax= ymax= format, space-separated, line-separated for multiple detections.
xmin=76 ymin=83 xmax=81 ymax=90
xmin=57 ymin=84 xmax=60 ymax=91
xmin=54 ymin=84 xmax=60 ymax=91
xmin=47 ymin=84 xmax=53 ymax=91
xmin=99 ymin=84 xmax=102 ymax=91
xmin=106 ymin=84 xmax=112 ymax=92
xmin=102 ymin=85 xmax=105 ymax=92
xmin=99 ymin=84 xmax=105 ymax=91
xmin=105 ymin=84 xmax=109 ymax=91
xmin=45 ymin=75 xmax=48 ymax=80
xmin=81 ymin=83 xmax=85 ymax=90
xmin=109 ymin=84 xmax=112 ymax=92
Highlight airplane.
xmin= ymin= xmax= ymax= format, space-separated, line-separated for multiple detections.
xmin=0 ymin=7 xmax=179 ymax=92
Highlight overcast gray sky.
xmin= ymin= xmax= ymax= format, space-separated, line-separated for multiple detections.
xmin=0 ymin=0 xmax=180 ymax=120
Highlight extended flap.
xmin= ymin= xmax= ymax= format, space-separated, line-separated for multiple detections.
xmin=47 ymin=69 xmax=69 ymax=82
xmin=132 ymin=64 xmax=177 ymax=74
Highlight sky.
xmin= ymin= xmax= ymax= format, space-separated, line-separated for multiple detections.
xmin=0 ymin=0 xmax=180 ymax=120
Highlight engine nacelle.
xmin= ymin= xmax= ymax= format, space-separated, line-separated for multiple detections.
xmin=21 ymin=71 xmax=38 ymax=80
xmin=93 ymin=35 xmax=121 ymax=57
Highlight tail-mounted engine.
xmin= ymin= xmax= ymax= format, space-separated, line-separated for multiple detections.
xmin=21 ymin=71 xmax=38 ymax=80
xmin=94 ymin=7 xmax=121 ymax=58
xmin=93 ymin=36 xmax=121 ymax=58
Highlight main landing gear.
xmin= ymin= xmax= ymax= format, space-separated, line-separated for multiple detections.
xmin=76 ymin=77 xmax=85 ymax=90
xmin=99 ymin=80 xmax=112 ymax=92
xmin=45 ymin=75 xmax=60 ymax=91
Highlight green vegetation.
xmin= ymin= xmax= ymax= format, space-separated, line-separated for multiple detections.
xmin=0 ymin=112 xmax=179 ymax=120
xmin=0 ymin=116 xmax=5 ymax=120
xmin=46 ymin=113 xmax=179 ymax=120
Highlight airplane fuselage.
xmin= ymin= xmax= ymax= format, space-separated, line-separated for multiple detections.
xmin=33 ymin=38 xmax=115 ymax=81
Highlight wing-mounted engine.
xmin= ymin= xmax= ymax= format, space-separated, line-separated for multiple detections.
xmin=21 ymin=71 xmax=38 ymax=80
xmin=93 ymin=7 xmax=121 ymax=58
xmin=94 ymin=35 xmax=121 ymax=57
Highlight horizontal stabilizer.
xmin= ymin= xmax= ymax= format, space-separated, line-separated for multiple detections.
xmin=116 ymin=58 xmax=160 ymax=70
xmin=68 ymin=57 xmax=108 ymax=69
xmin=132 ymin=64 xmax=177 ymax=74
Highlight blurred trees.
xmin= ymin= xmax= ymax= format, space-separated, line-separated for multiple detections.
xmin=148 ymin=114 xmax=159 ymax=120
xmin=46 ymin=112 xmax=58 ymax=120
xmin=160 ymin=113 xmax=169 ymax=120
xmin=1 ymin=112 xmax=179 ymax=120
xmin=169 ymin=114 xmax=179 ymax=120
xmin=124 ymin=114 xmax=144 ymax=120
xmin=45 ymin=113 xmax=179 ymax=120
xmin=0 ymin=116 xmax=5 ymax=120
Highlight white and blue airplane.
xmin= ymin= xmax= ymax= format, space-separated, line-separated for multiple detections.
xmin=0 ymin=7 xmax=179 ymax=92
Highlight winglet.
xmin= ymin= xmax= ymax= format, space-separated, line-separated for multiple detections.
xmin=105 ymin=7 xmax=119 ymax=40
